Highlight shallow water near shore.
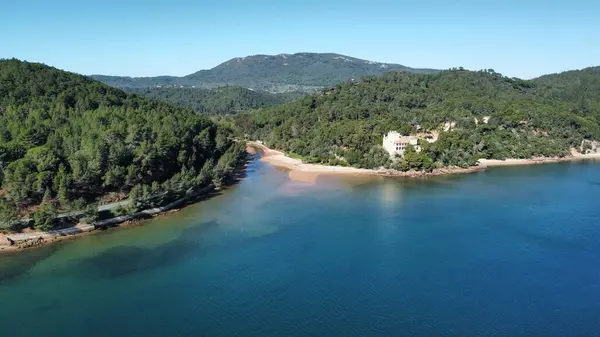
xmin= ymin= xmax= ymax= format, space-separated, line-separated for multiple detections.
xmin=1 ymin=158 xmax=600 ymax=336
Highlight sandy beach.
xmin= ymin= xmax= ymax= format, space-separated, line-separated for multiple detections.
xmin=479 ymin=152 xmax=600 ymax=167
xmin=247 ymin=142 xmax=484 ymax=180
xmin=249 ymin=144 xmax=378 ymax=175
xmin=248 ymin=142 xmax=600 ymax=180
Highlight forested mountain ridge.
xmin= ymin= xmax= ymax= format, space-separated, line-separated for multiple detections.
xmin=0 ymin=59 xmax=245 ymax=229
xmin=128 ymin=86 xmax=303 ymax=116
xmin=91 ymin=53 xmax=438 ymax=92
xmin=532 ymin=66 xmax=600 ymax=104
xmin=235 ymin=67 xmax=600 ymax=170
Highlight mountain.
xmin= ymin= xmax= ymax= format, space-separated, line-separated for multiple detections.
xmin=0 ymin=59 xmax=245 ymax=229
xmin=234 ymin=67 xmax=600 ymax=170
xmin=127 ymin=86 xmax=304 ymax=116
xmin=91 ymin=53 xmax=439 ymax=92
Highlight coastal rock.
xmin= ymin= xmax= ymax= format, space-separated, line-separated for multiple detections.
xmin=15 ymin=237 xmax=45 ymax=250
xmin=0 ymin=233 xmax=12 ymax=246
xmin=581 ymin=140 xmax=600 ymax=154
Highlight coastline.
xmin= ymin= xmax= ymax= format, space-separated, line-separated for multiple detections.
xmin=479 ymin=153 xmax=600 ymax=167
xmin=248 ymin=142 xmax=482 ymax=178
xmin=3 ymin=146 xmax=599 ymax=254
xmin=0 ymin=158 xmax=250 ymax=255
xmin=248 ymin=142 xmax=600 ymax=178
xmin=0 ymin=200 xmax=189 ymax=254
xmin=0 ymin=224 xmax=96 ymax=254
xmin=0 ymin=207 xmax=189 ymax=255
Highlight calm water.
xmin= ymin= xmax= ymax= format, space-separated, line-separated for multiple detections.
xmin=1 ymin=159 xmax=600 ymax=336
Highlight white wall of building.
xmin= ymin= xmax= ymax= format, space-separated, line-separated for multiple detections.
xmin=383 ymin=131 xmax=421 ymax=157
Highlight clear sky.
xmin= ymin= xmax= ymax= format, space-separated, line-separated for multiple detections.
xmin=2 ymin=0 xmax=599 ymax=79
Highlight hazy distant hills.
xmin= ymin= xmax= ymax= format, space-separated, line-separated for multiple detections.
xmin=91 ymin=53 xmax=439 ymax=93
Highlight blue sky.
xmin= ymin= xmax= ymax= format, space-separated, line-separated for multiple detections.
xmin=2 ymin=0 xmax=599 ymax=79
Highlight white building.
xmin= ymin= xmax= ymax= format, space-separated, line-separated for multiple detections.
xmin=383 ymin=131 xmax=421 ymax=157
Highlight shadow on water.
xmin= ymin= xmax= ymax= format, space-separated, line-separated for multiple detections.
xmin=0 ymin=190 xmax=225 ymax=283
xmin=0 ymin=157 xmax=254 ymax=284
xmin=73 ymin=220 xmax=221 ymax=279
xmin=0 ymin=246 xmax=59 ymax=283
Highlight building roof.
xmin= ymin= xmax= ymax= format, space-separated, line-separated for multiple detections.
xmin=393 ymin=136 xmax=418 ymax=144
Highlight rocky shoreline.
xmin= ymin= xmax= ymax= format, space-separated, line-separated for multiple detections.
xmin=0 ymin=186 xmax=213 ymax=254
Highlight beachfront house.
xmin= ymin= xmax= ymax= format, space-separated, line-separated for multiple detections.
xmin=383 ymin=131 xmax=421 ymax=157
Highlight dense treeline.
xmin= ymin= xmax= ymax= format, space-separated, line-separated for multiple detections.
xmin=235 ymin=68 xmax=600 ymax=170
xmin=534 ymin=67 xmax=600 ymax=109
xmin=128 ymin=86 xmax=302 ymax=116
xmin=0 ymin=59 xmax=246 ymax=230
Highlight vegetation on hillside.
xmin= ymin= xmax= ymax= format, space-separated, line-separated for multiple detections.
xmin=0 ymin=59 xmax=246 ymax=230
xmin=128 ymin=86 xmax=303 ymax=116
xmin=235 ymin=68 xmax=600 ymax=170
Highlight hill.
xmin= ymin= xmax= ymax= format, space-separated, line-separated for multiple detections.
xmin=0 ymin=59 xmax=245 ymax=230
xmin=91 ymin=53 xmax=438 ymax=92
xmin=127 ymin=86 xmax=303 ymax=116
xmin=532 ymin=66 xmax=600 ymax=106
xmin=235 ymin=68 xmax=600 ymax=170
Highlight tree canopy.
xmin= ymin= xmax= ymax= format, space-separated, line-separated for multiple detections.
xmin=0 ymin=59 xmax=245 ymax=227
xmin=128 ymin=86 xmax=302 ymax=116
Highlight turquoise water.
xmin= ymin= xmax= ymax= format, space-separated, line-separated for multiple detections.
xmin=1 ymin=159 xmax=600 ymax=336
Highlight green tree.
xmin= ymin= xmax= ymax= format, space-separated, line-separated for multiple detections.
xmin=33 ymin=189 xmax=56 ymax=231
xmin=0 ymin=198 xmax=19 ymax=228
xmin=81 ymin=202 xmax=99 ymax=224
xmin=53 ymin=164 xmax=71 ymax=209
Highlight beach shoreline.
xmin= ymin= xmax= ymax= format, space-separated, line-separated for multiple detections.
xmin=247 ymin=142 xmax=484 ymax=178
xmin=479 ymin=153 xmax=600 ymax=167
xmin=247 ymin=142 xmax=600 ymax=178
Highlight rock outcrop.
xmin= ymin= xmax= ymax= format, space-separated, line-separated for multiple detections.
xmin=581 ymin=140 xmax=600 ymax=154
xmin=0 ymin=233 xmax=12 ymax=246
xmin=15 ymin=237 xmax=45 ymax=250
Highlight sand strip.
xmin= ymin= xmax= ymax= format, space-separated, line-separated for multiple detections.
xmin=479 ymin=153 xmax=600 ymax=167
xmin=249 ymin=142 xmax=600 ymax=178
xmin=247 ymin=142 xmax=483 ymax=178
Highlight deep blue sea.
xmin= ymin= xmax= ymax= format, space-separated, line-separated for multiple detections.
xmin=1 ymin=159 xmax=600 ymax=336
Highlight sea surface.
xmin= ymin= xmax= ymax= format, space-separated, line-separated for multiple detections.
xmin=1 ymin=158 xmax=600 ymax=336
